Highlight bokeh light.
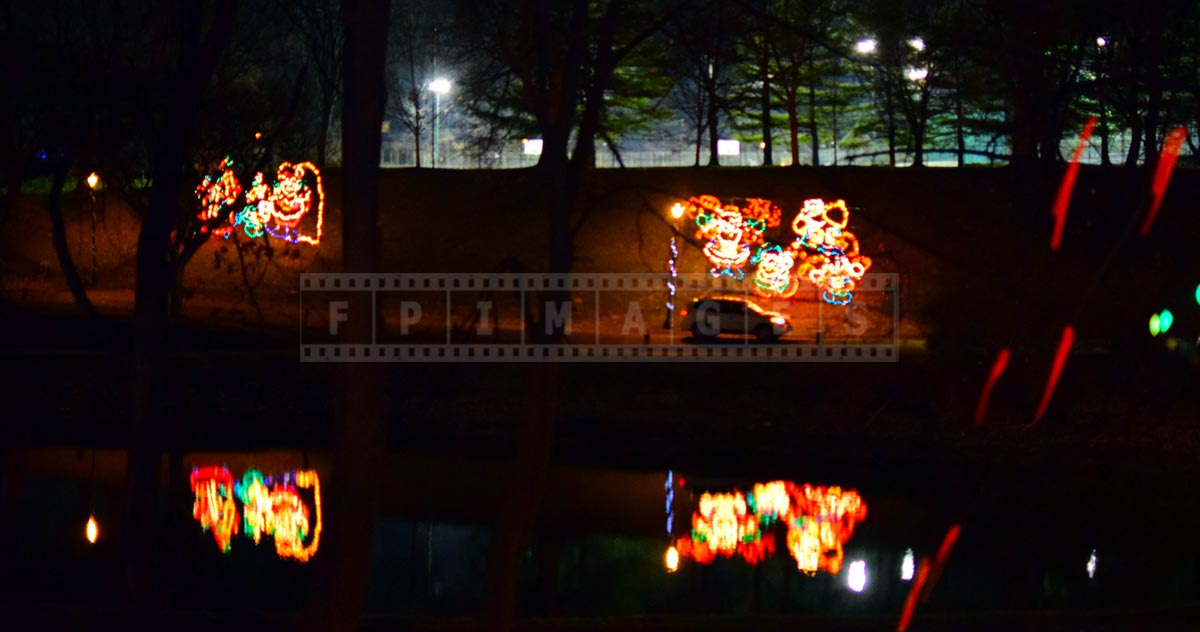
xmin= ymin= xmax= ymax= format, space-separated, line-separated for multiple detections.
xmin=85 ymin=515 xmax=98 ymax=544
xmin=847 ymin=560 xmax=867 ymax=592
xmin=901 ymin=548 xmax=915 ymax=581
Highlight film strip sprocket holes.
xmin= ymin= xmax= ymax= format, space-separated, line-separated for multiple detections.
xmin=300 ymin=272 xmax=899 ymax=363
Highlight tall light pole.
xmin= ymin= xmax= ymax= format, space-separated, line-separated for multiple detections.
xmin=664 ymin=202 xmax=686 ymax=329
xmin=429 ymin=78 xmax=451 ymax=167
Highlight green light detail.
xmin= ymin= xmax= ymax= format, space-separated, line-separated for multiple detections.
xmin=1194 ymin=284 xmax=1199 ymax=306
xmin=1159 ymin=309 xmax=1174 ymax=334
xmin=1150 ymin=313 xmax=1161 ymax=336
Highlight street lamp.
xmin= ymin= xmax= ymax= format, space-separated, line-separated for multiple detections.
xmin=909 ymin=37 xmax=925 ymax=51
xmin=86 ymin=172 xmax=100 ymax=285
xmin=429 ymin=78 xmax=452 ymax=167
xmin=906 ymin=67 xmax=928 ymax=82
xmin=856 ymin=38 xmax=877 ymax=54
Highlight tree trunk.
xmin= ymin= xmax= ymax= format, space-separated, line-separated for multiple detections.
xmin=1124 ymin=118 xmax=1143 ymax=168
xmin=955 ymin=85 xmax=966 ymax=167
xmin=127 ymin=2 xmax=236 ymax=627
xmin=786 ymin=93 xmax=800 ymax=167
xmin=317 ymin=91 xmax=334 ymax=168
xmin=318 ymin=3 xmax=390 ymax=632
xmin=1099 ymin=105 xmax=1110 ymax=166
xmin=807 ymin=57 xmax=819 ymax=166
xmin=760 ymin=46 xmax=772 ymax=167
xmin=707 ymin=76 xmax=720 ymax=166
xmin=1143 ymin=86 xmax=1161 ymax=171
xmin=47 ymin=159 xmax=96 ymax=319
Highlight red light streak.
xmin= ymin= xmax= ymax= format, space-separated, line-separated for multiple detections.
xmin=897 ymin=559 xmax=930 ymax=632
xmin=1050 ymin=116 xmax=1097 ymax=251
xmin=922 ymin=524 xmax=962 ymax=602
xmin=1141 ymin=126 xmax=1187 ymax=236
xmin=973 ymin=348 xmax=1011 ymax=424
xmin=1034 ymin=326 xmax=1074 ymax=423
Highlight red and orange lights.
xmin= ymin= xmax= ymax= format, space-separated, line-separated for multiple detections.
xmin=670 ymin=479 xmax=867 ymax=575
xmin=190 ymin=466 xmax=322 ymax=562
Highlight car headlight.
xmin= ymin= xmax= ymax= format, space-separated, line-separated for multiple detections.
xmin=770 ymin=316 xmax=786 ymax=325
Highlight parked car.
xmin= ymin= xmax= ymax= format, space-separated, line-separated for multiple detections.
xmin=679 ymin=295 xmax=792 ymax=341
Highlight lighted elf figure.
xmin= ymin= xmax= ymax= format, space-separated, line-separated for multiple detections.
xmin=749 ymin=243 xmax=801 ymax=299
xmin=684 ymin=195 xmax=779 ymax=280
xmin=195 ymin=156 xmax=243 ymax=238
xmin=790 ymin=198 xmax=872 ymax=305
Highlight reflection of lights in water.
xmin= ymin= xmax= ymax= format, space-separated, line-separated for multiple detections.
xmin=1087 ymin=549 xmax=1097 ymax=579
xmin=666 ymin=546 xmax=679 ymax=573
xmin=901 ymin=548 xmax=915 ymax=581
xmin=86 ymin=515 xmax=98 ymax=544
xmin=847 ymin=560 xmax=867 ymax=592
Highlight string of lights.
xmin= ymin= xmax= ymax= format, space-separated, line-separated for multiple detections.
xmin=195 ymin=159 xmax=325 ymax=246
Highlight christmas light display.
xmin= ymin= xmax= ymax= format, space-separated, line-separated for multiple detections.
xmin=665 ymin=470 xmax=675 ymax=536
xmin=790 ymin=199 xmax=872 ymax=305
xmin=665 ymin=238 xmax=679 ymax=325
xmin=750 ymin=244 xmax=800 ymax=298
xmin=1087 ymin=549 xmax=1098 ymax=579
xmin=195 ymin=159 xmax=325 ymax=245
xmin=191 ymin=466 xmax=239 ymax=553
xmin=673 ymin=480 xmax=866 ymax=575
xmin=195 ymin=157 xmax=244 ymax=239
xmin=682 ymin=195 xmax=780 ymax=279
xmin=191 ymin=466 xmax=322 ymax=562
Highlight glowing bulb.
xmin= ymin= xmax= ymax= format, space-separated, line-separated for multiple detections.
xmin=86 ymin=515 xmax=98 ymax=544
xmin=1149 ymin=313 xmax=1161 ymax=336
xmin=847 ymin=559 xmax=866 ymax=592
xmin=254 ymin=131 xmax=263 ymax=140
xmin=1194 ymin=283 xmax=1200 ymax=305
xmin=666 ymin=545 xmax=680 ymax=572
xmin=909 ymin=37 xmax=925 ymax=51
xmin=901 ymin=548 xmax=915 ymax=581
xmin=670 ymin=202 xmax=685 ymax=219
xmin=856 ymin=39 xmax=877 ymax=54
xmin=429 ymin=78 xmax=452 ymax=94
xmin=1096 ymin=36 xmax=1107 ymax=48
xmin=86 ymin=172 xmax=99 ymax=190
xmin=1159 ymin=309 xmax=1174 ymax=334
xmin=1086 ymin=549 xmax=1097 ymax=579
xmin=906 ymin=67 xmax=928 ymax=82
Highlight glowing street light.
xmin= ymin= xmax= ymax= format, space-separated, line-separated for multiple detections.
xmin=856 ymin=38 xmax=877 ymax=54
xmin=86 ymin=515 xmax=98 ymax=544
xmin=670 ymin=202 xmax=685 ymax=219
xmin=86 ymin=172 xmax=100 ymax=190
xmin=847 ymin=559 xmax=867 ymax=592
xmin=906 ymin=67 xmax=928 ymax=82
xmin=1086 ymin=549 xmax=1098 ymax=579
xmin=1096 ymin=36 xmax=1108 ymax=48
xmin=429 ymin=78 xmax=452 ymax=167
xmin=909 ymin=37 xmax=925 ymax=51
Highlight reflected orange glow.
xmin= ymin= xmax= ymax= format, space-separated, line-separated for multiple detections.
xmin=674 ymin=480 xmax=866 ymax=575
xmin=85 ymin=515 xmax=98 ymax=544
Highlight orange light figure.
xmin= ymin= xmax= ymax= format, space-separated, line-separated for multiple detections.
xmin=235 ymin=469 xmax=323 ymax=562
xmin=682 ymin=195 xmax=779 ymax=280
xmin=791 ymin=199 xmax=872 ymax=305
xmin=750 ymin=244 xmax=800 ymax=298
xmin=190 ymin=466 xmax=239 ymax=553
xmin=195 ymin=157 xmax=243 ymax=238
xmin=787 ymin=485 xmax=867 ymax=575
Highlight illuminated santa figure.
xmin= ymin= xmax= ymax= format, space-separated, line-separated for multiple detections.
xmin=750 ymin=243 xmax=800 ymax=299
xmin=681 ymin=195 xmax=780 ymax=280
xmin=791 ymin=198 xmax=872 ymax=305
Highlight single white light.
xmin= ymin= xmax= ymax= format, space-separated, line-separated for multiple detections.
xmin=717 ymin=139 xmax=740 ymax=156
xmin=428 ymin=78 xmax=452 ymax=94
xmin=670 ymin=202 xmax=685 ymax=219
xmin=856 ymin=39 xmax=877 ymax=54
xmin=1096 ymin=36 xmax=1107 ymax=48
xmin=666 ymin=546 xmax=679 ymax=573
xmin=522 ymin=138 xmax=543 ymax=156
xmin=901 ymin=548 xmax=915 ymax=581
xmin=847 ymin=560 xmax=867 ymax=592
xmin=907 ymin=67 xmax=928 ymax=82
xmin=909 ymin=37 xmax=925 ymax=51
xmin=1087 ymin=549 xmax=1097 ymax=579
xmin=86 ymin=515 xmax=98 ymax=544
